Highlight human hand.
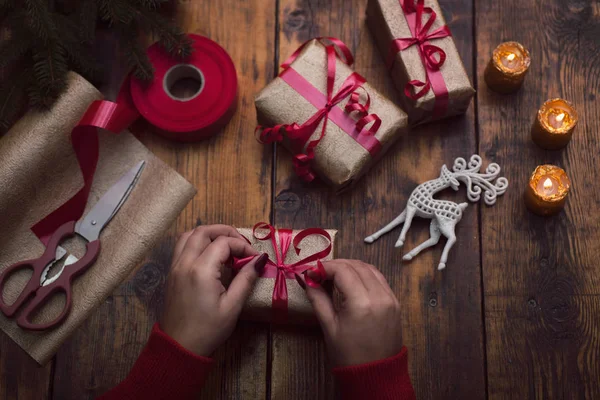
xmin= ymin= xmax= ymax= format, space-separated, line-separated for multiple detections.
xmin=303 ymin=260 xmax=403 ymax=367
xmin=161 ymin=225 xmax=269 ymax=356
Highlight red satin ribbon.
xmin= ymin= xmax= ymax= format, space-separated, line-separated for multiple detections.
xmin=256 ymin=37 xmax=382 ymax=182
xmin=31 ymin=86 xmax=140 ymax=245
xmin=232 ymin=222 xmax=330 ymax=322
xmin=387 ymin=0 xmax=451 ymax=117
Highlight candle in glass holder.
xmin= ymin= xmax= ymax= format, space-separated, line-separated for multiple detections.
xmin=524 ymin=165 xmax=571 ymax=216
xmin=531 ymin=98 xmax=578 ymax=150
xmin=484 ymin=41 xmax=531 ymax=93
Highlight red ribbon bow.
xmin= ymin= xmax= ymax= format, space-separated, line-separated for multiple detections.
xmin=256 ymin=37 xmax=382 ymax=182
xmin=232 ymin=223 xmax=330 ymax=322
xmin=388 ymin=0 xmax=451 ymax=117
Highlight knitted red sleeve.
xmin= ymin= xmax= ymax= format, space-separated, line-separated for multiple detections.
xmin=99 ymin=324 xmax=415 ymax=400
xmin=98 ymin=323 xmax=214 ymax=400
xmin=332 ymin=347 xmax=416 ymax=400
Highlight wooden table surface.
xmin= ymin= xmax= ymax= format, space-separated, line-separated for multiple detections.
xmin=2 ymin=0 xmax=599 ymax=399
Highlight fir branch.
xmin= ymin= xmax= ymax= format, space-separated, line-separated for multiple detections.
xmin=0 ymin=68 xmax=28 ymax=134
xmin=61 ymin=38 xmax=102 ymax=83
xmin=30 ymin=42 xmax=67 ymax=108
xmin=136 ymin=9 xmax=192 ymax=59
xmin=121 ymin=29 xmax=154 ymax=81
xmin=99 ymin=0 xmax=135 ymax=25
xmin=25 ymin=0 xmax=56 ymax=44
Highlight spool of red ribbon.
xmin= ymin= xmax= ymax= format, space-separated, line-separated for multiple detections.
xmin=130 ymin=34 xmax=238 ymax=141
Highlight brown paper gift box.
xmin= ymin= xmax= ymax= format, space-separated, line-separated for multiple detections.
xmin=233 ymin=228 xmax=337 ymax=324
xmin=0 ymin=73 xmax=196 ymax=364
xmin=255 ymin=39 xmax=408 ymax=191
xmin=367 ymin=0 xmax=475 ymax=124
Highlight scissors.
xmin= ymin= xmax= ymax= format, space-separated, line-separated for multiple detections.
xmin=0 ymin=161 xmax=145 ymax=331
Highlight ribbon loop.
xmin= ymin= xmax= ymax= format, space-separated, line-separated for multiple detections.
xmin=422 ymin=44 xmax=446 ymax=70
xmin=388 ymin=0 xmax=452 ymax=117
xmin=404 ymin=79 xmax=430 ymax=100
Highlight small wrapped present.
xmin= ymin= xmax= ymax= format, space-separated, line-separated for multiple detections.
xmin=231 ymin=223 xmax=336 ymax=324
xmin=367 ymin=0 xmax=475 ymax=124
xmin=255 ymin=38 xmax=408 ymax=192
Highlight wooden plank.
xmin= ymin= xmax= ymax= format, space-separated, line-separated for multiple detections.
xmin=477 ymin=0 xmax=600 ymax=398
xmin=273 ymin=0 xmax=484 ymax=399
xmin=51 ymin=1 xmax=276 ymax=398
xmin=0 ymin=333 xmax=51 ymax=399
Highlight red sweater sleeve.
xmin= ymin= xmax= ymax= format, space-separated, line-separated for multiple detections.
xmin=98 ymin=323 xmax=213 ymax=400
xmin=100 ymin=325 xmax=414 ymax=400
xmin=332 ymin=347 xmax=416 ymax=400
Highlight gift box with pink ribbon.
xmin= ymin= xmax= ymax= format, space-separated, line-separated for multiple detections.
xmin=367 ymin=0 xmax=475 ymax=124
xmin=255 ymin=38 xmax=408 ymax=192
xmin=231 ymin=223 xmax=336 ymax=324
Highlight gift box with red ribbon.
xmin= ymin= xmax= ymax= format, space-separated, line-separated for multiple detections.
xmin=231 ymin=223 xmax=336 ymax=324
xmin=255 ymin=38 xmax=408 ymax=192
xmin=367 ymin=0 xmax=475 ymax=124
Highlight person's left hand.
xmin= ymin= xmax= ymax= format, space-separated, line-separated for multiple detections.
xmin=160 ymin=225 xmax=269 ymax=356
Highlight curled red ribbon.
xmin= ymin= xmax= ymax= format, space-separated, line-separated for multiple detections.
xmin=256 ymin=37 xmax=382 ymax=182
xmin=387 ymin=0 xmax=451 ymax=117
xmin=31 ymin=89 xmax=139 ymax=245
xmin=232 ymin=222 xmax=330 ymax=322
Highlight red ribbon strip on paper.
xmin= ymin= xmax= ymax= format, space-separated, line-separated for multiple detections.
xmin=31 ymin=88 xmax=140 ymax=245
xmin=387 ymin=0 xmax=451 ymax=118
xmin=256 ymin=37 xmax=382 ymax=182
xmin=232 ymin=222 xmax=330 ymax=322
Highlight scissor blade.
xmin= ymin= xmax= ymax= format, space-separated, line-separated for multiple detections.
xmin=75 ymin=161 xmax=145 ymax=242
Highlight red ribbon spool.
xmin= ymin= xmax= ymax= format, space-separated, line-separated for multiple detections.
xmin=130 ymin=34 xmax=238 ymax=142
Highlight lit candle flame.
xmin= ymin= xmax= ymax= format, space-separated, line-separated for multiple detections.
xmin=543 ymin=178 xmax=553 ymax=190
xmin=556 ymin=113 xmax=565 ymax=122
xmin=507 ymin=53 xmax=516 ymax=61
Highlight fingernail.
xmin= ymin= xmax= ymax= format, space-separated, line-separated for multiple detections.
xmin=295 ymin=274 xmax=307 ymax=290
xmin=254 ymin=253 xmax=268 ymax=274
xmin=306 ymin=270 xmax=320 ymax=283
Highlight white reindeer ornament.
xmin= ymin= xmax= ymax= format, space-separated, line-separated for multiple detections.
xmin=365 ymin=155 xmax=508 ymax=270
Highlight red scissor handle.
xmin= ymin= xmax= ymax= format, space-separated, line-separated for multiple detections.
xmin=0 ymin=221 xmax=101 ymax=331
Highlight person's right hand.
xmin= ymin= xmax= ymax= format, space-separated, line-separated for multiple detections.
xmin=304 ymin=259 xmax=403 ymax=367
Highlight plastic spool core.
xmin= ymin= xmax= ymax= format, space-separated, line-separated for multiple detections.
xmin=163 ymin=64 xmax=205 ymax=101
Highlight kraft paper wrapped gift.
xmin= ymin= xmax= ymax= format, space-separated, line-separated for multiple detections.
xmin=255 ymin=39 xmax=408 ymax=191
xmin=367 ymin=0 xmax=475 ymax=124
xmin=0 ymin=73 xmax=196 ymax=364
xmin=232 ymin=225 xmax=337 ymax=324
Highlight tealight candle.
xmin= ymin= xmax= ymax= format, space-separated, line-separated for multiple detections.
xmin=484 ymin=41 xmax=531 ymax=93
xmin=531 ymin=98 xmax=578 ymax=150
xmin=524 ymin=165 xmax=571 ymax=216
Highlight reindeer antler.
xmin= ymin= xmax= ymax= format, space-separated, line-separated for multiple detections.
xmin=452 ymin=155 xmax=508 ymax=205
